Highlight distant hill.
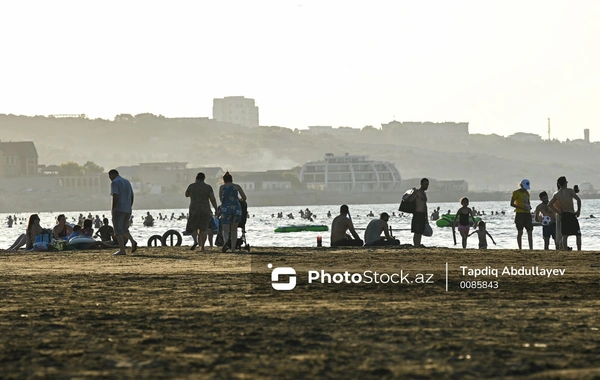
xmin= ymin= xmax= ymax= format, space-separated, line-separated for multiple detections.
xmin=1 ymin=114 xmax=598 ymax=191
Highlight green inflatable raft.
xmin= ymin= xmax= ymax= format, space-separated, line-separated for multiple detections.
xmin=274 ymin=225 xmax=329 ymax=233
xmin=435 ymin=214 xmax=482 ymax=228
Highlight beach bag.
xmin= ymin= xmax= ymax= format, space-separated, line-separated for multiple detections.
xmin=399 ymin=189 xmax=416 ymax=214
xmin=35 ymin=229 xmax=54 ymax=244
xmin=33 ymin=241 xmax=50 ymax=251
xmin=423 ymin=224 xmax=433 ymax=237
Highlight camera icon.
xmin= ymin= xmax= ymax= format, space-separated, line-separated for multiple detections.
xmin=268 ymin=263 xmax=297 ymax=291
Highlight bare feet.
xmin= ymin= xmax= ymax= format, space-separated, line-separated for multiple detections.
xmin=190 ymin=243 xmax=197 ymax=251
xmin=131 ymin=241 xmax=138 ymax=253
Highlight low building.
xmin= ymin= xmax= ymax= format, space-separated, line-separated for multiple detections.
xmin=0 ymin=141 xmax=39 ymax=177
xmin=300 ymin=153 xmax=401 ymax=192
xmin=234 ymin=171 xmax=293 ymax=192
xmin=400 ymin=178 xmax=468 ymax=192
xmin=137 ymin=163 xmax=224 ymax=191
xmin=508 ymin=133 xmax=542 ymax=142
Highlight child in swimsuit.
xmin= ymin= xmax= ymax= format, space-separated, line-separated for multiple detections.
xmin=468 ymin=221 xmax=496 ymax=249
xmin=452 ymin=197 xmax=478 ymax=249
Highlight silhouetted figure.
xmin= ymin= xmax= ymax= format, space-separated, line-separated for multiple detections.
xmin=144 ymin=212 xmax=154 ymax=227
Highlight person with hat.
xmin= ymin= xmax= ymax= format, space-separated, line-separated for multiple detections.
xmin=364 ymin=212 xmax=400 ymax=247
xmin=511 ymin=179 xmax=533 ymax=250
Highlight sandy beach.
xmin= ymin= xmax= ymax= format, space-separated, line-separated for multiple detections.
xmin=1 ymin=246 xmax=599 ymax=379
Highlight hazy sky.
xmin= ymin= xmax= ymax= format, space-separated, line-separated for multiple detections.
xmin=1 ymin=0 xmax=599 ymax=141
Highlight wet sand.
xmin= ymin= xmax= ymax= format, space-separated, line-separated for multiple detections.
xmin=1 ymin=246 xmax=599 ymax=379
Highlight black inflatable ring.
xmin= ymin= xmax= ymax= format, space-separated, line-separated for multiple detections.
xmin=147 ymin=234 xmax=164 ymax=247
xmin=161 ymin=229 xmax=182 ymax=246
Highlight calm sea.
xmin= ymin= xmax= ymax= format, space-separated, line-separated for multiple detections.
xmin=2 ymin=200 xmax=600 ymax=250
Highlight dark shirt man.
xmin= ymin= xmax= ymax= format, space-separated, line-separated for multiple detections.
xmin=95 ymin=218 xmax=116 ymax=242
xmin=109 ymin=169 xmax=138 ymax=256
xmin=185 ymin=172 xmax=218 ymax=251
xmin=406 ymin=178 xmax=429 ymax=248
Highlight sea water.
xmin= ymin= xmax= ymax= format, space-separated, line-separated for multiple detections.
xmin=2 ymin=200 xmax=600 ymax=250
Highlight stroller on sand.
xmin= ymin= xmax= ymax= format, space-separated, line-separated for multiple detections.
xmin=215 ymin=200 xmax=250 ymax=252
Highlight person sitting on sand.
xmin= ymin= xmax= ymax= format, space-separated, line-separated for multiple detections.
xmin=82 ymin=219 xmax=94 ymax=237
xmin=94 ymin=218 xmax=116 ymax=243
xmin=68 ymin=224 xmax=115 ymax=250
xmin=330 ymin=205 xmax=363 ymax=247
xmin=364 ymin=213 xmax=400 ymax=247
xmin=6 ymin=214 xmax=43 ymax=251
xmin=468 ymin=221 xmax=496 ymax=249
xmin=452 ymin=198 xmax=477 ymax=249
xmin=67 ymin=225 xmax=82 ymax=240
xmin=52 ymin=214 xmax=73 ymax=240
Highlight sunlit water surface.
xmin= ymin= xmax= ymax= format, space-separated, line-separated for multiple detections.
xmin=3 ymin=200 xmax=600 ymax=250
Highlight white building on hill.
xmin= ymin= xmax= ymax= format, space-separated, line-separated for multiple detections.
xmin=212 ymin=96 xmax=259 ymax=127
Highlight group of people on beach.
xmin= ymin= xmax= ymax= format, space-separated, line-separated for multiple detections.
xmin=327 ymin=176 xmax=583 ymax=251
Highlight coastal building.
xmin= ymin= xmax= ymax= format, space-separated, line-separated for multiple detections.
xmin=508 ymin=133 xmax=542 ymax=142
xmin=300 ymin=126 xmax=334 ymax=135
xmin=381 ymin=121 xmax=469 ymax=147
xmin=0 ymin=141 xmax=39 ymax=177
xmin=402 ymin=178 xmax=469 ymax=192
xmin=212 ymin=96 xmax=259 ymax=128
xmin=234 ymin=171 xmax=293 ymax=192
xmin=138 ymin=162 xmax=224 ymax=190
xmin=299 ymin=153 xmax=401 ymax=192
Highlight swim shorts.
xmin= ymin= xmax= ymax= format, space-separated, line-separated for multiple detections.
xmin=411 ymin=212 xmax=426 ymax=234
xmin=560 ymin=212 xmax=581 ymax=236
xmin=515 ymin=213 xmax=533 ymax=231
xmin=542 ymin=222 xmax=556 ymax=240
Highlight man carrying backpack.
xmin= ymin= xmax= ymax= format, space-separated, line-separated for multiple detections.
xmin=405 ymin=178 xmax=430 ymax=248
